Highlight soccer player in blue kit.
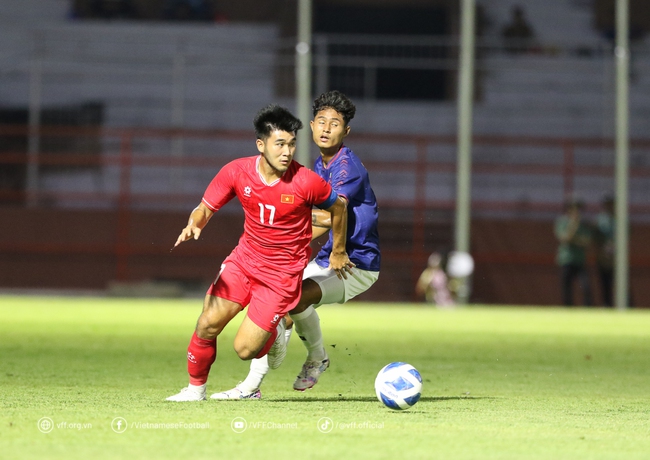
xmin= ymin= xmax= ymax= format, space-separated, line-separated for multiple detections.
xmin=211 ymin=90 xmax=381 ymax=399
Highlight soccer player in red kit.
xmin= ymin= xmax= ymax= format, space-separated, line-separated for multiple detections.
xmin=166 ymin=105 xmax=353 ymax=401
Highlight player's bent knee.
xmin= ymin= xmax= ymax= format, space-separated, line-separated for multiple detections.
xmin=195 ymin=315 xmax=219 ymax=338
xmin=196 ymin=296 xmax=241 ymax=338
xmin=196 ymin=306 xmax=228 ymax=334
xmin=233 ymin=314 xmax=270 ymax=360
xmin=233 ymin=339 xmax=258 ymax=361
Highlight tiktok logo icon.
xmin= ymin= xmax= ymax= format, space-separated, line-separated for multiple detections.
xmin=317 ymin=417 xmax=334 ymax=433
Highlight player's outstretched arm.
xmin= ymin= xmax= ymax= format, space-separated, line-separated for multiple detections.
xmin=174 ymin=202 xmax=214 ymax=248
xmin=325 ymin=196 xmax=355 ymax=279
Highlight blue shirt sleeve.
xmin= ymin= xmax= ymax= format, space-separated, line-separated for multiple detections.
xmin=315 ymin=189 xmax=338 ymax=209
xmin=330 ymin=162 xmax=363 ymax=202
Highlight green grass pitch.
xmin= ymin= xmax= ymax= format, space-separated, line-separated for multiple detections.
xmin=1 ymin=295 xmax=649 ymax=459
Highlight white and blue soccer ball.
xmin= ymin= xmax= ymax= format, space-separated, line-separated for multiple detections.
xmin=374 ymin=362 xmax=423 ymax=410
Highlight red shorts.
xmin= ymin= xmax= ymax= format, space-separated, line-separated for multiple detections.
xmin=206 ymin=247 xmax=302 ymax=333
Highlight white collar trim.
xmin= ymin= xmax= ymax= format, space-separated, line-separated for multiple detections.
xmin=256 ymin=156 xmax=280 ymax=186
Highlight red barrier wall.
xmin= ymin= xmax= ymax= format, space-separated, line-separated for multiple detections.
xmin=1 ymin=208 xmax=647 ymax=306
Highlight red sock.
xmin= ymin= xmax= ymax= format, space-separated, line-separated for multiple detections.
xmin=254 ymin=327 xmax=278 ymax=359
xmin=187 ymin=332 xmax=216 ymax=386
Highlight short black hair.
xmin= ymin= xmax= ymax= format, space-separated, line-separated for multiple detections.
xmin=312 ymin=90 xmax=356 ymax=126
xmin=253 ymin=104 xmax=303 ymax=140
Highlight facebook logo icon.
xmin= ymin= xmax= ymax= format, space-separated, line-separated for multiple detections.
xmin=112 ymin=417 xmax=127 ymax=433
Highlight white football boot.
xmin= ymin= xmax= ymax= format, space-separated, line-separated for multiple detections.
xmin=210 ymin=384 xmax=262 ymax=400
xmin=165 ymin=385 xmax=206 ymax=401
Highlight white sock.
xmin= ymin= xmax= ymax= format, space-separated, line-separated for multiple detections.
xmin=189 ymin=383 xmax=206 ymax=394
xmin=239 ymin=355 xmax=269 ymax=392
xmin=290 ymin=306 xmax=325 ymax=361
xmin=285 ymin=326 xmax=294 ymax=344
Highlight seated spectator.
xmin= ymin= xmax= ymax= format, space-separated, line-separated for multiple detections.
xmin=502 ymin=5 xmax=536 ymax=54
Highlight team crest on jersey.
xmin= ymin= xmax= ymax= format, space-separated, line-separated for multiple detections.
xmin=281 ymin=194 xmax=294 ymax=204
xmin=243 ymin=186 xmax=252 ymax=197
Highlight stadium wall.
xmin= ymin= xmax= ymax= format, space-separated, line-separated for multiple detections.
xmin=1 ymin=208 xmax=648 ymax=307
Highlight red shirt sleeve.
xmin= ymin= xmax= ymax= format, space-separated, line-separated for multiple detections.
xmin=201 ymin=161 xmax=238 ymax=212
xmin=299 ymin=168 xmax=335 ymax=208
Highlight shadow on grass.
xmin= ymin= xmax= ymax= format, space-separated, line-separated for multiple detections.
xmin=267 ymin=395 xmax=495 ymax=403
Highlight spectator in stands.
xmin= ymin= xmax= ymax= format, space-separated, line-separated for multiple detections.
xmin=90 ymin=0 xmax=139 ymax=20
xmin=594 ymin=193 xmax=615 ymax=306
xmin=502 ymin=5 xmax=536 ymax=54
xmin=554 ymin=196 xmax=593 ymax=306
xmin=163 ymin=0 xmax=213 ymax=22
xmin=416 ymin=252 xmax=455 ymax=307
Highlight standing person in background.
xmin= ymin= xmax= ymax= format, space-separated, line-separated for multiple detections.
xmin=554 ymin=197 xmax=593 ymax=306
xmin=415 ymin=252 xmax=455 ymax=307
xmin=594 ymin=193 xmax=632 ymax=307
xmin=594 ymin=193 xmax=615 ymax=307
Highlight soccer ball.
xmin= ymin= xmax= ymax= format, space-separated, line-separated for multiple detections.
xmin=374 ymin=362 xmax=423 ymax=410
xmin=446 ymin=251 xmax=474 ymax=278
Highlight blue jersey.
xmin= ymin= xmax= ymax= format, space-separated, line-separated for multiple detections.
xmin=313 ymin=145 xmax=381 ymax=272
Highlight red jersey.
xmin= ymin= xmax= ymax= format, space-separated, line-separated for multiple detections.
xmin=202 ymin=156 xmax=336 ymax=272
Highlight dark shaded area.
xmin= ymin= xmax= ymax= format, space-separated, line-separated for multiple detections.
xmin=0 ymin=103 xmax=104 ymax=204
xmin=71 ymin=0 xmax=216 ymax=22
xmin=315 ymin=5 xmax=449 ymax=101
xmin=314 ymin=5 xmax=447 ymax=35
xmin=594 ymin=0 xmax=650 ymax=42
